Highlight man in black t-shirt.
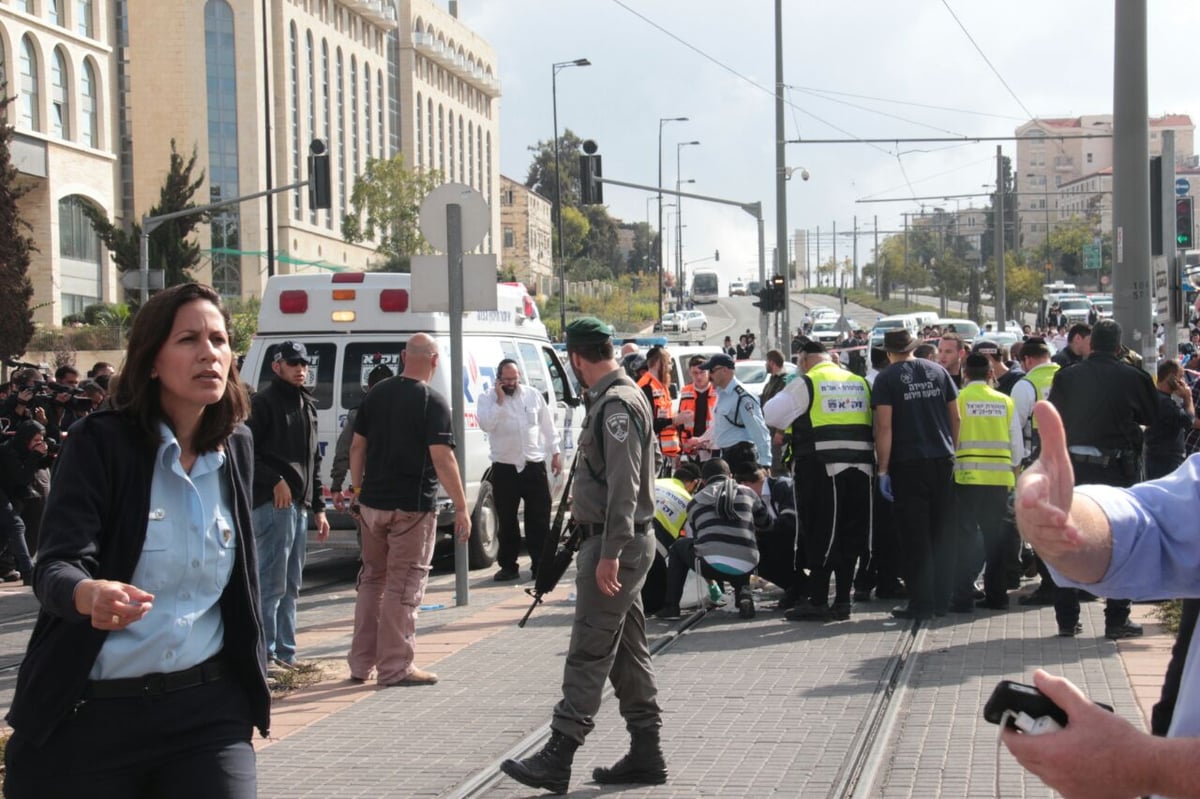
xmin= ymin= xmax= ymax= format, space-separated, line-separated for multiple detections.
xmin=872 ymin=330 xmax=960 ymax=621
xmin=347 ymin=332 xmax=471 ymax=686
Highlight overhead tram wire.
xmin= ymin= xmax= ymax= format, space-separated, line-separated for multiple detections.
xmin=940 ymin=0 xmax=1037 ymax=122
xmin=786 ymin=84 xmax=1028 ymax=123
xmin=784 ymin=83 xmax=973 ymax=139
xmin=607 ymin=0 xmax=895 ymax=157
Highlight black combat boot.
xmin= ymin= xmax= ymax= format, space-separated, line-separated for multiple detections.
xmin=500 ymin=731 xmax=579 ymax=795
xmin=592 ymin=728 xmax=668 ymax=786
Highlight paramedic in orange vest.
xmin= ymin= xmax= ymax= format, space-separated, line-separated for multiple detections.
xmin=678 ymin=354 xmax=719 ymax=462
xmin=637 ymin=346 xmax=683 ymax=467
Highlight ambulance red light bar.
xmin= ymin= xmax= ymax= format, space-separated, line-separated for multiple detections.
xmin=279 ymin=290 xmax=308 ymax=314
xmin=379 ymin=289 xmax=409 ymax=312
xmin=332 ymin=272 xmax=365 ymax=283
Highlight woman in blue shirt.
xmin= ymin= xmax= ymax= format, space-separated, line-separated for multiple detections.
xmin=5 ymin=283 xmax=270 ymax=798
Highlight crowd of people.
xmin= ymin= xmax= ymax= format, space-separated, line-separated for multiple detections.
xmin=6 ymin=285 xmax=1200 ymax=796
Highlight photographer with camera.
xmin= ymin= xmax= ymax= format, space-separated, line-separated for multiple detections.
xmin=0 ymin=420 xmax=51 ymax=584
xmin=1 ymin=368 xmax=50 ymax=433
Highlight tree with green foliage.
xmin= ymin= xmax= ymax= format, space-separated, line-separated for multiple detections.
xmin=0 ymin=112 xmax=36 ymax=363
xmin=622 ymin=222 xmax=657 ymax=275
xmin=558 ymin=205 xmax=589 ymax=260
xmin=342 ymin=155 xmax=442 ymax=272
xmin=981 ymin=155 xmax=1018 ymax=257
xmin=83 ymin=139 xmax=207 ymax=294
xmin=526 ymin=128 xmax=584 ymax=216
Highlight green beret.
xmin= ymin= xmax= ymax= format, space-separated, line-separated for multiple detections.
xmin=564 ymin=316 xmax=613 ymax=347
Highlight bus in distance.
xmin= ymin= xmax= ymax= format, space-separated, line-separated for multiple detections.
xmin=691 ymin=268 xmax=720 ymax=304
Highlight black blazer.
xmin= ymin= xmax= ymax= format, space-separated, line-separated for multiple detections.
xmin=6 ymin=411 xmax=270 ymax=746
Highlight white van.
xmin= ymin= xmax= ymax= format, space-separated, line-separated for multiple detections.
xmin=869 ymin=313 xmax=922 ymax=349
xmin=240 ymin=272 xmax=585 ymax=568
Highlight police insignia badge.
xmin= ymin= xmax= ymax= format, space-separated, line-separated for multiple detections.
xmin=605 ymin=412 xmax=631 ymax=442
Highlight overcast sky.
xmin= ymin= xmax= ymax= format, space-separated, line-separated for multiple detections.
xmin=460 ymin=1 xmax=1200 ymax=288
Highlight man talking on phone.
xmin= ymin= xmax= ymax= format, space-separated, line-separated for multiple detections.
xmin=1144 ymin=358 xmax=1198 ymax=480
xmin=1010 ymin=400 xmax=1200 ymax=799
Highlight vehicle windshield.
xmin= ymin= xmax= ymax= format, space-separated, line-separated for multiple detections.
xmin=735 ymin=362 xmax=768 ymax=384
xmin=1059 ymin=298 xmax=1091 ymax=311
xmin=812 ymin=320 xmax=837 ymax=331
xmin=873 ymin=319 xmax=907 ymax=331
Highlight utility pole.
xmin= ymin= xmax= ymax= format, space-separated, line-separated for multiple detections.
xmin=995 ymin=146 xmax=1007 ymax=331
xmin=773 ymin=0 xmax=790 ymax=341
xmin=1112 ymin=0 xmax=1153 ymax=371
xmin=873 ymin=215 xmax=881 ymax=300
xmin=852 ymin=215 xmax=859 ymax=290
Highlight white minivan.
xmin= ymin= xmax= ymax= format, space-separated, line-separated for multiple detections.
xmin=240 ymin=272 xmax=585 ymax=568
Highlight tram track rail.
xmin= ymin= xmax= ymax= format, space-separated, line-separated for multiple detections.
xmin=443 ymin=609 xmax=924 ymax=799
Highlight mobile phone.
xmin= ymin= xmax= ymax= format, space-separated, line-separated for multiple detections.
xmin=983 ymin=679 xmax=1114 ymax=730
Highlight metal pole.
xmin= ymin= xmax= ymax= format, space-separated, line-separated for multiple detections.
xmin=1163 ymin=130 xmax=1179 ymax=360
xmin=139 ymin=221 xmax=150 ymax=305
xmin=1112 ymin=0 xmax=1152 ymax=371
xmin=816 ymin=225 xmax=821 ymax=285
xmin=852 ymin=215 xmax=859 ymax=290
xmin=873 ymin=216 xmax=880 ymax=300
xmin=261 ymin=0 xmax=276 ymax=278
xmin=658 ymin=117 xmax=686 ymax=324
xmin=447 ymin=203 xmax=469 ymax=606
xmin=774 ymin=0 xmax=790 ymax=341
xmin=552 ymin=65 xmax=564 ymax=334
xmin=995 ymin=146 xmax=1008 ymax=332
xmin=756 ymin=205 xmax=768 ymax=347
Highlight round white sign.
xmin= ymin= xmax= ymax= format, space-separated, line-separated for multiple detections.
xmin=419 ymin=183 xmax=491 ymax=252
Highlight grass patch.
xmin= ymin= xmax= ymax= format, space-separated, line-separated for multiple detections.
xmin=1151 ymin=600 xmax=1183 ymax=637
xmin=269 ymin=661 xmax=326 ymax=695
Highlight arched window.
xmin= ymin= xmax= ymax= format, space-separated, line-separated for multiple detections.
xmin=206 ymin=0 xmax=242 ymax=296
xmin=476 ymin=126 xmax=482 ymax=188
xmin=362 ymin=61 xmax=371 ymax=163
xmin=307 ymin=30 xmax=316 ymax=222
xmin=322 ymin=39 xmax=331 ymax=229
xmin=437 ymin=104 xmax=444 ymax=176
xmin=76 ymin=0 xmax=94 ymax=37
xmin=80 ymin=58 xmax=97 ymax=147
xmin=376 ymin=68 xmax=383 ymax=159
xmin=447 ymin=110 xmax=454 ymax=181
xmin=427 ymin=97 xmax=434 ymax=169
xmin=457 ymin=116 xmax=464 ymax=185
xmin=337 ymin=48 xmax=346 ymax=221
xmin=289 ymin=22 xmax=301 ymax=219
xmin=48 ymin=0 xmax=62 ymax=27
xmin=467 ymin=121 xmax=473 ymax=188
xmin=350 ymin=55 xmax=358 ymax=177
xmin=58 ymin=195 xmax=103 ymax=317
xmin=19 ymin=36 xmax=39 ymax=132
xmin=50 ymin=47 xmax=69 ymax=139
xmin=415 ymin=92 xmax=422 ymax=168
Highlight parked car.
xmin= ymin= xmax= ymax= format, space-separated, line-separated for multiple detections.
xmin=654 ymin=312 xmax=678 ymax=333
xmin=983 ymin=320 xmax=1023 ymax=334
xmin=809 ymin=306 xmax=836 ymax=321
xmin=933 ymin=318 xmax=980 ymax=345
xmin=734 ymin=359 xmax=798 ymax=398
xmin=664 ymin=309 xmax=708 ymax=332
xmin=729 ymin=280 xmax=747 ymax=296
xmin=810 ymin=319 xmax=844 ymax=345
xmin=1056 ymin=296 xmax=1094 ymax=325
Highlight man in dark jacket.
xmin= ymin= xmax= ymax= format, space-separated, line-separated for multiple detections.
xmin=248 ymin=341 xmax=329 ymax=672
xmin=0 ymin=421 xmax=51 ymax=584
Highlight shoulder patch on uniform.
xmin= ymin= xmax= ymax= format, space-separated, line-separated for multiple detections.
xmin=605 ymin=412 xmax=631 ymax=442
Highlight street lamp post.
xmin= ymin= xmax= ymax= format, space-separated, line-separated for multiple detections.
xmin=551 ymin=57 xmax=591 ymax=334
xmin=676 ymin=140 xmax=700 ymax=305
xmin=658 ymin=117 xmax=688 ymax=326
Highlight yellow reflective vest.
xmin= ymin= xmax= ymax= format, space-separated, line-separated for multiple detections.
xmin=955 ymin=381 xmax=1015 ymax=487
xmin=788 ymin=360 xmax=873 ymax=467
xmin=653 ymin=477 xmax=692 ymax=539
xmin=1022 ymin=362 xmax=1060 ymax=430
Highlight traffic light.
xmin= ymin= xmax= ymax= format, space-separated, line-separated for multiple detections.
xmin=1177 ymin=197 xmax=1194 ymax=249
xmin=307 ymin=139 xmax=331 ymax=210
xmin=770 ymin=273 xmax=786 ymax=311
xmin=579 ymin=139 xmax=603 ymax=205
xmin=753 ymin=287 xmax=772 ymax=310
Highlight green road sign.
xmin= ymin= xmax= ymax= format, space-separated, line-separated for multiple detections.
xmin=1083 ymin=243 xmax=1102 ymax=270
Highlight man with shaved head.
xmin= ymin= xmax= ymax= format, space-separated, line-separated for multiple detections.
xmin=348 ymin=332 xmax=471 ymax=686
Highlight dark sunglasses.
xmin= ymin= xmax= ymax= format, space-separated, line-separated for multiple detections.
xmin=285 ymin=358 xmax=308 ymax=367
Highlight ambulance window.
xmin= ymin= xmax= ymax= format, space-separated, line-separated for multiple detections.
xmin=499 ymin=340 xmax=520 ymax=369
xmin=342 ymin=343 xmax=403 ymax=410
xmin=517 ymin=342 xmax=548 ymax=394
xmin=542 ymin=346 xmax=569 ymax=404
xmin=256 ymin=343 xmax=336 ymax=409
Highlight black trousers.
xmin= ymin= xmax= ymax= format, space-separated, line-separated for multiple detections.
xmin=641 ymin=522 xmax=675 ymax=615
xmin=1152 ymin=598 xmax=1200 ymax=735
xmin=795 ymin=460 xmax=870 ymax=606
xmin=854 ymin=480 xmax=903 ymax=595
xmin=891 ymin=457 xmax=956 ymax=617
xmin=953 ymin=484 xmax=1009 ymax=605
xmin=1054 ymin=459 xmax=1135 ymax=630
xmin=4 ymin=675 xmax=256 ymax=798
xmin=490 ymin=461 xmax=552 ymax=574
xmin=664 ymin=537 xmax=748 ymax=607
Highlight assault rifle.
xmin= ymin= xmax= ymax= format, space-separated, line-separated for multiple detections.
xmin=518 ymin=454 xmax=580 ymax=628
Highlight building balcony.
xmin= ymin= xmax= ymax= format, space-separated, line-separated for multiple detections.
xmin=412 ymin=31 xmax=501 ymax=97
xmin=344 ymin=0 xmax=398 ymax=29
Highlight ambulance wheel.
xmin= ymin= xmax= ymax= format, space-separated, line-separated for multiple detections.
xmin=469 ymin=481 xmax=499 ymax=569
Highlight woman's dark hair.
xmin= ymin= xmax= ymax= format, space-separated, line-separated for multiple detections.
xmin=112 ymin=283 xmax=249 ymax=452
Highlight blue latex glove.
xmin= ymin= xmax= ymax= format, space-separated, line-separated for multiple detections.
xmin=879 ymin=474 xmax=894 ymax=502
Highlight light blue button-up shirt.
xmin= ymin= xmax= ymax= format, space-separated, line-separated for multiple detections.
xmin=90 ymin=423 xmax=236 ymax=679
xmin=712 ymin=378 xmax=772 ymax=466
xmin=1052 ymin=456 xmax=1200 ymax=749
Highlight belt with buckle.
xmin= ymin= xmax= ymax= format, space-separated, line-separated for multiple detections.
xmin=576 ymin=522 xmax=648 ymax=540
xmin=83 ymin=656 xmax=227 ymax=699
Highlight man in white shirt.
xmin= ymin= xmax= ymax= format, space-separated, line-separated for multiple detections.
xmin=477 ymin=359 xmax=562 ymax=581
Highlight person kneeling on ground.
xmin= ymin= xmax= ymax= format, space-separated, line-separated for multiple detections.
xmin=657 ymin=458 xmax=760 ymax=620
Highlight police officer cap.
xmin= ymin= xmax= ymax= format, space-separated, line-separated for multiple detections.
xmin=564 ymin=316 xmax=613 ymax=347
xmin=800 ymin=340 xmax=827 ymax=355
xmin=699 ymin=353 xmax=736 ymax=371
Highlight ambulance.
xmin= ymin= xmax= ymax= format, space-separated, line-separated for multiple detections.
xmin=240 ymin=271 xmax=585 ymax=568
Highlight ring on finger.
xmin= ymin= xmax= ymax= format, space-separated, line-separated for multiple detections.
xmin=111 ymin=614 xmax=120 ymax=625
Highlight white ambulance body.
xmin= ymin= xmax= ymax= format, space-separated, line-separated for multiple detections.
xmin=241 ymin=271 xmax=585 ymax=568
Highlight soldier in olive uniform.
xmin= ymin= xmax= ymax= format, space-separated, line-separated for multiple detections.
xmin=501 ymin=317 xmax=666 ymax=794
